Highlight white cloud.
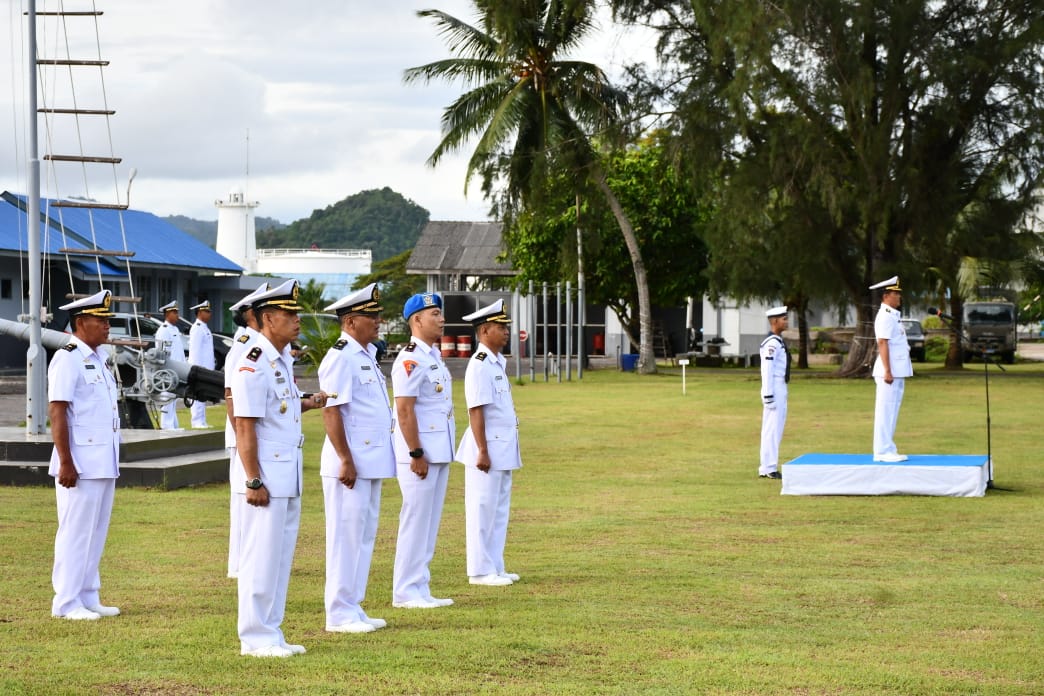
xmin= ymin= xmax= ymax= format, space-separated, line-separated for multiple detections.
xmin=1 ymin=0 xmax=655 ymax=225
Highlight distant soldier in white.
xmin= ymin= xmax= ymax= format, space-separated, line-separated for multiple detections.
xmin=223 ymin=282 xmax=269 ymax=579
xmin=391 ymin=292 xmax=456 ymax=609
xmin=153 ymin=299 xmax=186 ymax=430
xmin=456 ymin=299 xmax=522 ymax=587
xmin=48 ymin=290 xmax=122 ymax=620
xmin=318 ymin=283 xmax=395 ymax=633
xmin=870 ymin=275 xmax=912 ymax=462
xmin=188 ymin=300 xmax=215 ymax=428
xmin=758 ymin=306 xmax=790 ymax=480
xmin=231 ymin=279 xmax=328 ymax=658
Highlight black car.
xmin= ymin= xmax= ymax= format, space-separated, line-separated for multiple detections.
xmin=901 ymin=319 xmax=926 ymax=362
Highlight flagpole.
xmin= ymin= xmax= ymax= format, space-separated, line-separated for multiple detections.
xmin=26 ymin=0 xmax=47 ymax=435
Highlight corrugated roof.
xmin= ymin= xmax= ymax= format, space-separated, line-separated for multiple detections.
xmin=0 ymin=192 xmax=242 ymax=273
xmin=407 ymin=221 xmax=516 ymax=276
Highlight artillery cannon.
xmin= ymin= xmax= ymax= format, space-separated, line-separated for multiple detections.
xmin=0 ymin=316 xmax=224 ymax=429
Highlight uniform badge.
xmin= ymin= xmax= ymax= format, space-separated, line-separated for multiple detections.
xmin=237 ymin=334 xmax=250 ymax=344
xmin=475 ymin=351 xmax=487 ymax=361
xmin=435 ymin=383 xmax=443 ymax=393
xmin=333 ymin=339 xmax=347 ymax=350
xmin=63 ymin=343 xmax=77 ymax=351
xmin=279 ymin=400 xmax=287 ymax=414
xmin=403 ymin=342 xmax=416 ymax=352
xmin=246 ymin=346 xmax=262 ymax=362
xmin=403 ymin=360 xmax=418 ymax=376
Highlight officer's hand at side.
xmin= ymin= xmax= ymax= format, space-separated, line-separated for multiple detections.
xmin=410 ymin=456 xmax=429 ymax=480
xmin=57 ymin=459 xmax=78 ymax=488
xmin=476 ymin=451 xmax=492 ymax=473
xmin=339 ymin=459 xmax=357 ymax=489
xmin=246 ymin=485 xmax=270 ymax=507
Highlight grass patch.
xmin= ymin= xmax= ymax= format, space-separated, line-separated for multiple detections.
xmin=2 ymin=364 xmax=1042 ymax=694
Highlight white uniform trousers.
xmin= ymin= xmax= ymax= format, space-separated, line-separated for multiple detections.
xmin=464 ymin=467 xmax=513 ymax=578
xmin=392 ymin=462 xmax=449 ymax=603
xmin=190 ymin=400 xmax=208 ymax=428
xmin=323 ymin=476 xmax=382 ymax=626
xmin=227 ymin=449 xmax=244 ymax=578
xmin=52 ymin=478 xmax=116 ymax=616
xmin=873 ymin=377 xmax=905 ymax=456
xmin=237 ymin=495 xmax=300 ymax=652
xmin=159 ymin=401 xmax=179 ymax=430
xmin=759 ymin=385 xmax=788 ymax=475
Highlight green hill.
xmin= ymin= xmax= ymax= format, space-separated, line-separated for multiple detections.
xmin=255 ymin=187 xmax=429 ymax=262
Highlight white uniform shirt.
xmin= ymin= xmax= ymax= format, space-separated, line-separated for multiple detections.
xmin=230 ymin=334 xmax=303 ymax=497
xmin=872 ymin=304 xmax=913 ymax=378
xmin=455 ymin=343 xmax=522 ymax=471
xmin=224 ymin=327 xmax=259 ymax=448
xmin=391 ymin=337 xmax=455 ymax=463
xmin=155 ymin=321 xmax=186 ymax=363
xmin=188 ymin=318 xmax=215 ymax=370
xmin=47 ymin=340 xmax=120 ymax=478
xmin=759 ymin=333 xmax=789 ymax=400
xmin=318 ymin=332 xmax=395 ymax=480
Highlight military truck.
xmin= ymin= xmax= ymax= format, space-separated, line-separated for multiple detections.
xmin=962 ymin=301 xmax=1018 ymax=364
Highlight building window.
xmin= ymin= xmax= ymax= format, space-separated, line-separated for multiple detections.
xmin=1 ymin=278 xmax=11 ymax=299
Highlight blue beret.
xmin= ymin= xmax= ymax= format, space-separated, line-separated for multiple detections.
xmin=403 ymin=292 xmax=443 ymax=320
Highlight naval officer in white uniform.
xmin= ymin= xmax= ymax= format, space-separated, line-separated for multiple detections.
xmin=871 ymin=275 xmax=912 ymax=462
xmin=48 ymin=289 xmax=122 ymax=620
xmin=456 ymin=299 xmax=522 ymax=587
xmin=231 ymin=279 xmax=328 ymax=658
xmin=318 ymin=283 xmax=395 ymax=634
xmin=223 ymin=283 xmax=269 ymax=579
xmin=188 ymin=300 xmax=215 ymax=428
xmin=758 ymin=306 xmax=790 ymax=479
xmin=391 ymin=292 xmax=455 ymax=609
xmin=154 ymin=299 xmax=185 ymax=430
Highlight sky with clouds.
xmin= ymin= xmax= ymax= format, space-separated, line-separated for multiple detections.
xmin=1 ymin=1 xmax=656 ymax=225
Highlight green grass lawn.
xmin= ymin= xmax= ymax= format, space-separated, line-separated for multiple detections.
xmin=2 ymin=364 xmax=1042 ymax=695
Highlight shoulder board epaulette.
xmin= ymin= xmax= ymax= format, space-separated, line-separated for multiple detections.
xmin=246 ymin=346 xmax=262 ymax=362
xmin=474 ymin=351 xmax=487 ymax=361
xmin=63 ymin=343 xmax=77 ymax=351
xmin=403 ymin=342 xmax=416 ymax=352
xmin=333 ymin=338 xmax=347 ymax=350
xmin=237 ymin=334 xmax=250 ymax=344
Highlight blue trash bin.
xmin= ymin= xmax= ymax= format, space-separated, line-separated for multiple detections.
xmin=621 ymin=353 xmax=639 ymax=372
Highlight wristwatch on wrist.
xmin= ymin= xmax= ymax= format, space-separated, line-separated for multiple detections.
xmin=409 ymin=447 xmax=424 ymax=459
xmin=245 ymin=477 xmax=264 ymax=490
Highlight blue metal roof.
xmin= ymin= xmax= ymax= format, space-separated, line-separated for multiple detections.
xmin=0 ymin=191 xmax=242 ymax=273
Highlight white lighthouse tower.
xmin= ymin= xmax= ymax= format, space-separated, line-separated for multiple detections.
xmin=215 ymin=186 xmax=258 ymax=273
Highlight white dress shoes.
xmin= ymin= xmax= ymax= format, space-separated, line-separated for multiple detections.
xmin=242 ymin=645 xmax=295 ymax=658
xmin=392 ymin=598 xmax=441 ymax=609
xmin=873 ymin=453 xmax=909 ymax=462
xmin=424 ymin=596 xmax=454 ymax=607
xmin=55 ymin=607 xmax=101 ymax=621
xmin=86 ymin=604 xmax=120 ymax=617
xmin=469 ymin=573 xmax=513 ymax=586
xmin=326 ymin=620 xmax=376 ymax=634
xmin=360 ymin=615 xmax=387 ymax=629
xmin=282 ymin=643 xmax=307 ymax=655
xmin=498 ymin=572 xmax=520 ymax=582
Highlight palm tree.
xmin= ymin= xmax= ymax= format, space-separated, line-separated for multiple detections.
xmin=404 ymin=0 xmax=658 ymax=373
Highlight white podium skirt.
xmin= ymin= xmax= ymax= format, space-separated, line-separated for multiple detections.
xmin=781 ymin=454 xmax=989 ymax=497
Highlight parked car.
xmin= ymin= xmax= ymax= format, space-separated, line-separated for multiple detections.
xmin=900 ymin=318 xmax=926 ymax=362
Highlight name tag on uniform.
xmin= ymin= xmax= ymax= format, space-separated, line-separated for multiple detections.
xmin=430 ymin=364 xmax=438 ymax=370
xmin=495 ymin=375 xmax=503 ymax=381
xmin=85 ymin=364 xmax=96 ymax=370
xmin=361 ymin=365 xmax=372 ymax=370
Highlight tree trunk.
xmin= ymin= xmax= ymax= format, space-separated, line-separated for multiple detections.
xmin=592 ymin=167 xmax=656 ymax=374
xmin=944 ymin=295 xmax=965 ymax=369
xmin=797 ymin=306 xmax=809 ymax=370
xmin=839 ymin=302 xmax=876 ymax=377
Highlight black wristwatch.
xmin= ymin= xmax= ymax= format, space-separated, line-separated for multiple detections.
xmin=408 ymin=448 xmax=424 ymax=459
xmin=245 ymin=477 xmax=264 ymax=490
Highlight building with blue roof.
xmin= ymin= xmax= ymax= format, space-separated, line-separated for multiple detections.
xmin=0 ymin=191 xmax=253 ymax=369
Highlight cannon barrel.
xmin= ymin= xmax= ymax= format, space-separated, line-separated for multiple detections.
xmin=0 ymin=316 xmax=75 ymax=351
